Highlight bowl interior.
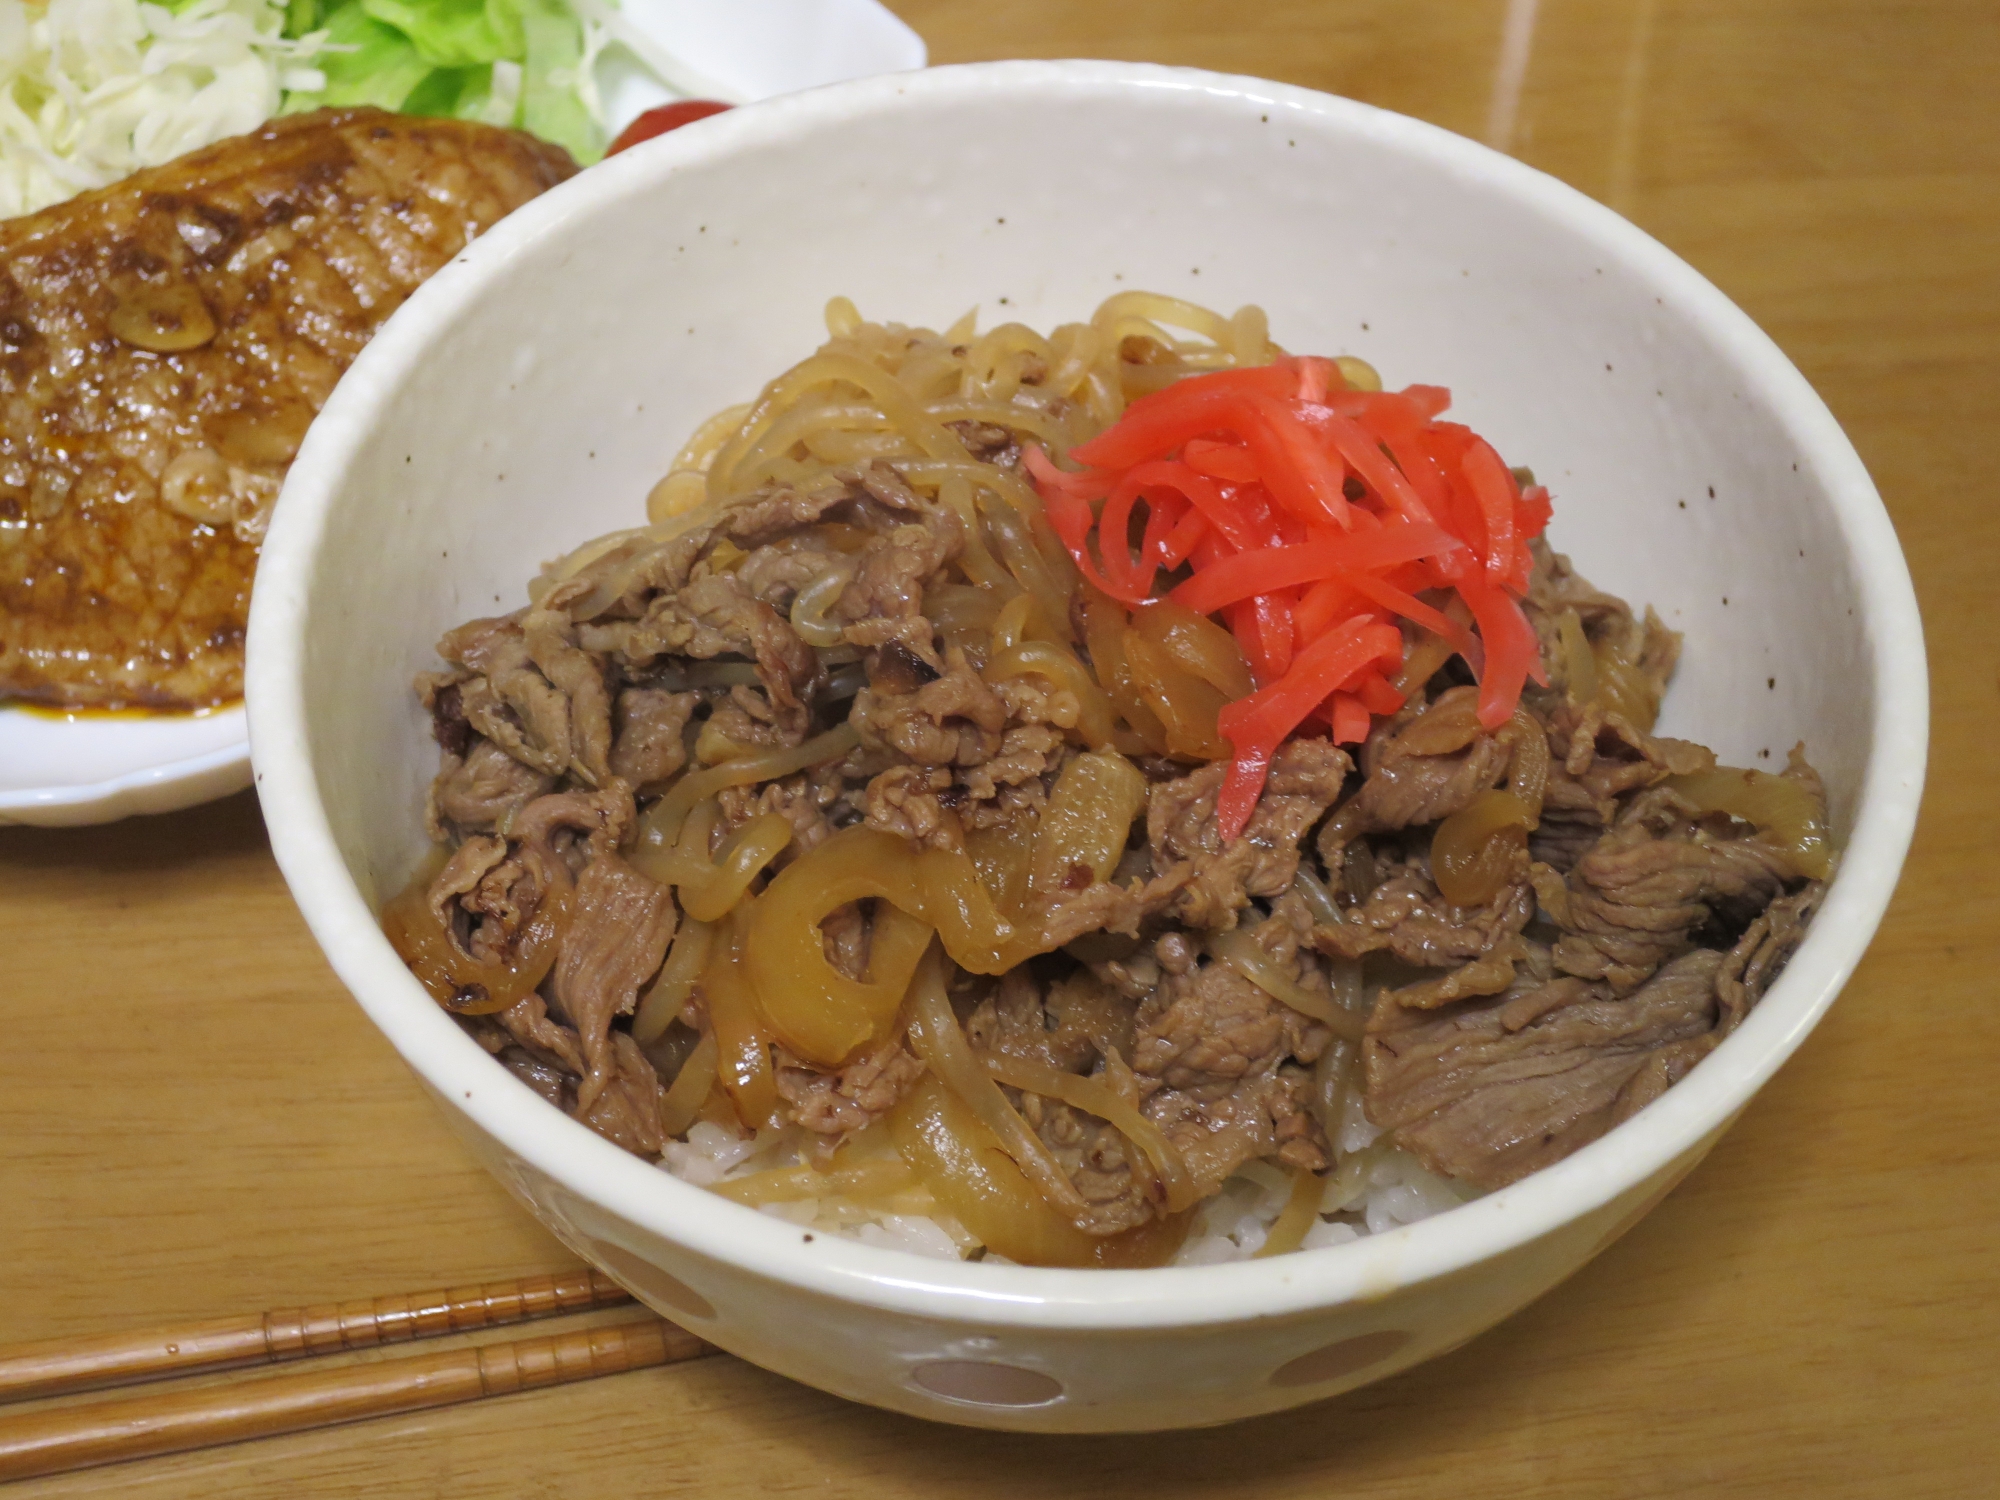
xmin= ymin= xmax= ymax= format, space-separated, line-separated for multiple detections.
xmin=251 ymin=63 xmax=1922 ymax=1325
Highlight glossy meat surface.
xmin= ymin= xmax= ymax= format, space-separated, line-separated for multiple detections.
xmin=0 ymin=108 xmax=574 ymax=708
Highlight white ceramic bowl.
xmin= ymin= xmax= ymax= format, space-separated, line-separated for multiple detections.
xmin=246 ymin=61 xmax=1926 ymax=1432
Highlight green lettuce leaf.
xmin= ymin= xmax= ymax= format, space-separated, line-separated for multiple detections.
xmin=281 ymin=0 xmax=605 ymax=159
xmin=297 ymin=4 xmax=435 ymax=111
xmin=361 ymin=0 xmax=509 ymax=69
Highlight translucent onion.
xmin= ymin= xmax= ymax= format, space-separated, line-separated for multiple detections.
xmin=1309 ymin=1038 xmax=1357 ymax=1151
xmin=672 ymin=400 xmax=756 ymax=474
xmin=978 ymin=490 xmax=1075 ymax=636
xmin=745 ymin=832 xmax=940 ymax=1064
xmin=748 ymin=824 xmax=1049 ymax=1028
xmin=965 ymin=817 xmax=1038 ymax=923
xmin=702 ymin=913 xmax=779 ymax=1128
xmin=646 ymin=471 xmax=710 ymax=524
xmin=1334 ymin=355 xmax=1383 ymax=393
xmin=382 ymin=875 xmax=570 ymax=1017
xmin=1389 ymin=688 xmax=1484 ymax=757
xmin=739 ymin=401 xmax=891 ymax=481
xmin=981 ymin=1053 xmax=1196 ymax=1213
xmin=1080 ymin=585 xmax=1169 ymax=751
xmin=638 ymin=722 xmax=860 ymax=848
xmin=656 ymin=1031 xmax=719 ymax=1137
xmin=936 ymin=473 xmax=1014 ymax=591
xmin=1252 ymin=1168 xmax=1326 ymax=1258
xmin=1290 ymin=866 xmax=1344 ymax=927
xmin=801 ymin=430 xmax=913 ymax=465
xmin=711 ymin=1156 xmax=918 ymax=1207
xmin=1206 ymin=930 xmax=1366 ymax=1044
xmin=678 ymin=813 xmax=794 ymax=923
xmin=1558 ymin=609 xmax=1598 ymax=706
xmin=1131 ymin=600 xmax=1256 ymax=700
xmin=632 ymin=918 xmax=714 ymax=1044
xmin=1393 ymin=628 xmax=1457 ymax=697
xmin=1431 ymin=789 xmax=1533 ymax=907
xmin=824 ymin=296 xmax=863 ymax=338
xmin=1092 ymin=290 xmax=1235 ymax=348
xmin=926 ymin=582 xmax=1005 ymax=639
xmin=1121 ymin=631 xmax=1230 ymax=759
xmin=902 ymin=948 xmax=1093 ymax=1222
xmin=789 ymin=559 xmax=858 ymax=647
xmin=1665 ymin=766 xmax=1833 ymax=879
xmin=932 ymin=398 xmax=1066 ymax=447
xmin=888 ymin=1077 xmax=1187 ymax=1268
xmin=707 ymin=352 xmax=975 ymax=499
xmin=1026 ymin=750 xmax=1147 ymax=906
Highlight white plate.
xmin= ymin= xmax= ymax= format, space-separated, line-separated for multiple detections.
xmin=0 ymin=0 xmax=923 ymax=829
xmin=0 ymin=704 xmax=250 ymax=827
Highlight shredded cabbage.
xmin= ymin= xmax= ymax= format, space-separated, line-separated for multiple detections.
xmin=1 ymin=0 xmax=639 ymax=218
xmin=0 ymin=0 xmax=329 ymax=217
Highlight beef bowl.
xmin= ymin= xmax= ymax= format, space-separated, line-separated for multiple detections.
xmin=245 ymin=61 xmax=1925 ymax=1431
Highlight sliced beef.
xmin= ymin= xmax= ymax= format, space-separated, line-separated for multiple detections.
xmin=620 ymin=572 xmax=821 ymax=739
xmin=863 ymin=764 xmax=964 ymax=852
xmin=432 ymin=615 xmax=572 ymax=776
xmin=427 ymin=737 xmax=556 ymax=839
xmin=549 ymin=852 xmax=676 ymax=1112
xmin=1363 ymin=948 xmax=1732 ymax=1189
xmin=1534 ymin=786 xmax=1797 ymax=994
xmin=1145 ymin=739 xmax=1350 ymax=930
xmin=1130 ymin=950 xmax=1332 ymax=1195
xmin=608 ymin=686 xmax=699 ymax=787
xmin=1312 ymin=849 xmax=1538 ymax=968
xmin=832 ymin=510 xmax=963 ymax=664
xmin=852 ymin=647 xmax=1008 ymax=766
xmin=1018 ymin=1088 xmax=1153 ymax=1236
xmin=1530 ymin=704 xmax=1716 ymax=870
xmin=1717 ymin=882 xmax=1823 ymax=1027
xmin=1318 ymin=687 xmax=1510 ymax=849
xmin=968 ymin=968 xmax=1110 ymax=1074
xmin=773 ymin=1035 xmax=926 ymax=1135
xmin=964 ymin=970 xmax=1159 ymax=1235
xmin=521 ymin=606 xmax=614 ymax=784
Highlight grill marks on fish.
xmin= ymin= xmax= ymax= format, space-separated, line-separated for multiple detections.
xmin=0 ymin=108 xmax=574 ymax=708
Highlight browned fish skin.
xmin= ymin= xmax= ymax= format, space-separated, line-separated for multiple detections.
xmin=0 ymin=108 xmax=575 ymax=709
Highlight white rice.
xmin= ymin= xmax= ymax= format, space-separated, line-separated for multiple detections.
xmin=656 ymin=1094 xmax=1476 ymax=1265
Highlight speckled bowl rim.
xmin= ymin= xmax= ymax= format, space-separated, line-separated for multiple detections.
xmin=247 ymin=60 xmax=1927 ymax=1333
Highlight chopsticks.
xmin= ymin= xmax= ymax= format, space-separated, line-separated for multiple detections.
xmin=0 ymin=1267 xmax=634 ymax=1402
xmin=0 ymin=1269 xmax=714 ymax=1482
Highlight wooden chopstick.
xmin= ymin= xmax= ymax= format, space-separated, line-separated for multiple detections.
xmin=0 ymin=1267 xmax=632 ymax=1404
xmin=0 ymin=1316 xmax=710 ymax=1482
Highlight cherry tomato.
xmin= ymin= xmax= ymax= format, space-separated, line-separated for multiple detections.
xmin=605 ymin=100 xmax=734 ymax=157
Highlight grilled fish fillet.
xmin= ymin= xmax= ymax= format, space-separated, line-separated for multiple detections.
xmin=0 ymin=108 xmax=575 ymax=709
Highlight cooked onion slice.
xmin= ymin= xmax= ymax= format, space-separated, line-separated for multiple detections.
xmin=981 ymin=1052 xmax=1195 ymax=1214
xmin=656 ymin=1032 xmax=719 ymax=1137
xmin=903 ymin=946 xmax=1093 ymax=1221
xmin=633 ymin=918 xmax=713 ymax=1044
xmin=638 ymin=722 xmax=859 ymax=847
xmin=1252 ymin=1169 xmax=1325 ymax=1259
xmin=1665 ymin=765 xmax=1833 ymax=879
xmin=1431 ymin=789 xmax=1533 ymax=908
xmin=712 ymin=1157 xmax=918 ymax=1207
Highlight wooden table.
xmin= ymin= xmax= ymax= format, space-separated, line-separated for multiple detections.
xmin=4 ymin=3 xmax=1994 ymax=1494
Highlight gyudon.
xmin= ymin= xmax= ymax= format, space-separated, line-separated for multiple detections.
xmin=389 ymin=294 xmax=1831 ymax=1266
